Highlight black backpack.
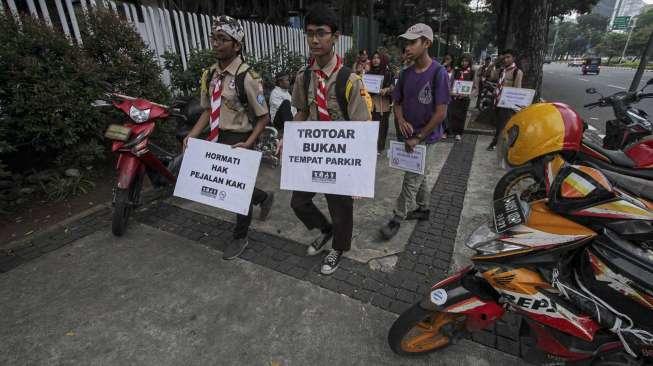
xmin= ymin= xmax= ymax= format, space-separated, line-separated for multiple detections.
xmin=203 ymin=63 xmax=252 ymax=112
xmin=303 ymin=66 xmax=353 ymax=120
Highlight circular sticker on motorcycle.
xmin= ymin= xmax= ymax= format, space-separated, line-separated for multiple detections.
xmin=430 ymin=289 xmax=448 ymax=306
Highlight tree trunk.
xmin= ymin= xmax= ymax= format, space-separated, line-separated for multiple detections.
xmin=493 ymin=0 xmax=551 ymax=100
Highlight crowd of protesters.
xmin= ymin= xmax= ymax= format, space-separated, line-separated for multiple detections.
xmin=188 ymin=2 xmax=527 ymax=275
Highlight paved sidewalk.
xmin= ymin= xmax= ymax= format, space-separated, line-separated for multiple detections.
xmin=0 ymin=131 xmax=535 ymax=364
xmin=0 ymin=225 xmax=524 ymax=366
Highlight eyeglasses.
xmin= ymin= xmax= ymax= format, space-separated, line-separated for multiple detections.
xmin=305 ymin=30 xmax=333 ymax=40
xmin=211 ymin=35 xmax=234 ymax=44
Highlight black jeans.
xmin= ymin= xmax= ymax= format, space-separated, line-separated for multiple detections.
xmin=449 ymin=97 xmax=470 ymax=135
xmin=373 ymin=111 xmax=390 ymax=151
xmin=490 ymin=107 xmax=515 ymax=146
xmin=217 ymin=131 xmax=268 ymax=239
xmin=290 ymin=191 xmax=353 ymax=252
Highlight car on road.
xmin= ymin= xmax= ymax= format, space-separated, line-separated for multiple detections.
xmin=544 ymin=58 xmax=552 ymax=64
xmin=582 ymin=57 xmax=601 ymax=75
xmin=568 ymin=58 xmax=583 ymax=67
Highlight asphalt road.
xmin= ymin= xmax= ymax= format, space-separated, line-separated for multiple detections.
xmin=541 ymin=62 xmax=653 ymax=135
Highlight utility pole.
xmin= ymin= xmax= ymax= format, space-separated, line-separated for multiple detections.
xmin=621 ymin=17 xmax=637 ymax=62
xmin=629 ymin=29 xmax=653 ymax=92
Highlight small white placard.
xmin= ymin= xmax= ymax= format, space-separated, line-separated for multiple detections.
xmin=388 ymin=140 xmax=427 ymax=175
xmin=497 ymin=87 xmax=536 ymax=110
xmin=362 ymin=74 xmax=384 ymax=94
xmin=173 ymin=138 xmax=262 ymax=215
xmin=280 ymin=121 xmax=379 ymax=197
xmin=452 ymin=80 xmax=474 ymax=96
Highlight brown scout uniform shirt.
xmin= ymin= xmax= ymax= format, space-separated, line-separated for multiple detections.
xmin=292 ymin=55 xmax=372 ymax=121
xmin=200 ymin=56 xmax=269 ymax=133
xmin=491 ymin=65 xmax=523 ymax=89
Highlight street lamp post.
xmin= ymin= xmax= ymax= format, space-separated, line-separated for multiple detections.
xmin=621 ymin=17 xmax=637 ymax=63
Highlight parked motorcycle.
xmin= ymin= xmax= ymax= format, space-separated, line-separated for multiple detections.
xmin=478 ymin=80 xmax=497 ymax=112
xmin=388 ymin=106 xmax=653 ymax=364
xmin=493 ymin=81 xmax=653 ymax=203
xmin=93 ymin=92 xmax=187 ymax=236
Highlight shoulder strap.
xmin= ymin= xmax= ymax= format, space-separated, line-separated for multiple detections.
xmin=235 ymin=64 xmax=250 ymax=108
xmin=335 ymin=66 xmax=352 ymax=121
xmin=431 ymin=63 xmax=442 ymax=101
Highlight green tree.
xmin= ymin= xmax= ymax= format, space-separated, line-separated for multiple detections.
xmin=628 ymin=9 xmax=653 ymax=58
xmin=596 ymin=32 xmax=628 ymax=64
xmin=490 ymin=0 xmax=600 ymax=98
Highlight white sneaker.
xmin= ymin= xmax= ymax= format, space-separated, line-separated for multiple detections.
xmin=321 ymin=250 xmax=343 ymax=275
xmin=307 ymin=230 xmax=333 ymax=256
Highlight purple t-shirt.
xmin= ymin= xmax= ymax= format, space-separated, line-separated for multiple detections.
xmin=393 ymin=59 xmax=450 ymax=143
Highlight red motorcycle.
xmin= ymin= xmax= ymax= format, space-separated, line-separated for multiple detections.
xmin=94 ymin=92 xmax=186 ymax=236
xmin=494 ymin=82 xmax=653 ymax=203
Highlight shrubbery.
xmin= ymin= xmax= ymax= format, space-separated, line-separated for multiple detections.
xmin=164 ymin=45 xmax=306 ymax=97
xmin=0 ymin=9 xmax=170 ymax=209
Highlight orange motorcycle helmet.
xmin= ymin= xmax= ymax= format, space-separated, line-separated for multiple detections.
xmin=499 ymin=103 xmax=585 ymax=166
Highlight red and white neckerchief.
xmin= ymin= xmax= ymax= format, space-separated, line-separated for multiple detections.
xmin=312 ymin=55 xmax=342 ymax=121
xmin=207 ymin=72 xmax=225 ymax=142
xmin=495 ymin=63 xmax=516 ymax=105
xmin=458 ymin=66 xmax=471 ymax=80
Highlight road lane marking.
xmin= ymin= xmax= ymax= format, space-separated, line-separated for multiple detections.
xmin=607 ymin=84 xmax=627 ymax=90
xmin=578 ymin=78 xmax=589 ymax=82
xmin=589 ymin=117 xmax=598 ymax=120
xmin=599 ymin=134 xmax=605 ymax=139
xmin=587 ymin=124 xmax=597 ymax=131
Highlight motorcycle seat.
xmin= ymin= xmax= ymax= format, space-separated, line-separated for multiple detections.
xmin=601 ymin=169 xmax=653 ymax=202
xmin=583 ymin=141 xmax=635 ymax=168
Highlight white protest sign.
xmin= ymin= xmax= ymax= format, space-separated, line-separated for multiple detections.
xmin=280 ymin=121 xmax=379 ymax=198
xmin=497 ymin=87 xmax=536 ymax=110
xmin=388 ymin=140 xmax=427 ymax=175
xmin=362 ymin=74 xmax=384 ymax=94
xmin=173 ymin=138 xmax=262 ymax=215
xmin=452 ymin=80 xmax=474 ymax=96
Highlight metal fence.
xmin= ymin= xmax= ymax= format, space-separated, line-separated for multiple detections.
xmin=1 ymin=0 xmax=354 ymax=81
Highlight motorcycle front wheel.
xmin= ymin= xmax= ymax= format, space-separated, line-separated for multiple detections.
xmin=388 ymin=303 xmax=465 ymax=356
xmin=493 ymin=165 xmax=546 ymax=202
xmin=111 ymin=174 xmax=143 ymax=236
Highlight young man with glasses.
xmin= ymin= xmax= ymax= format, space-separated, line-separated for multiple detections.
xmin=279 ymin=4 xmax=372 ymax=275
xmin=184 ymin=16 xmax=275 ymax=260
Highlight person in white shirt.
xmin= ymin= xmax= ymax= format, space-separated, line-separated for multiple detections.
xmin=269 ymin=72 xmax=296 ymax=130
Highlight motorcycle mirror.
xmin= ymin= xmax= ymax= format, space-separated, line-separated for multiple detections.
xmin=586 ymin=88 xmax=597 ymax=94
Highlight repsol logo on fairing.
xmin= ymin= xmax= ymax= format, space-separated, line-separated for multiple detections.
xmin=502 ymin=293 xmax=557 ymax=313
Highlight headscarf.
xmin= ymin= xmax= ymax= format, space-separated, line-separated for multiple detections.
xmin=369 ymin=51 xmax=393 ymax=88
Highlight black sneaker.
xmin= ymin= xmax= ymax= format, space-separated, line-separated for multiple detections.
xmin=406 ymin=208 xmax=430 ymax=221
xmin=306 ymin=229 xmax=333 ymax=256
xmin=380 ymin=219 xmax=400 ymax=240
xmin=321 ymin=250 xmax=343 ymax=275
xmin=223 ymin=237 xmax=248 ymax=260
xmin=259 ymin=192 xmax=275 ymax=221
xmin=486 ymin=144 xmax=496 ymax=151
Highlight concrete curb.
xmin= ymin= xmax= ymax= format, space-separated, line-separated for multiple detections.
xmin=1 ymin=187 xmax=170 ymax=251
